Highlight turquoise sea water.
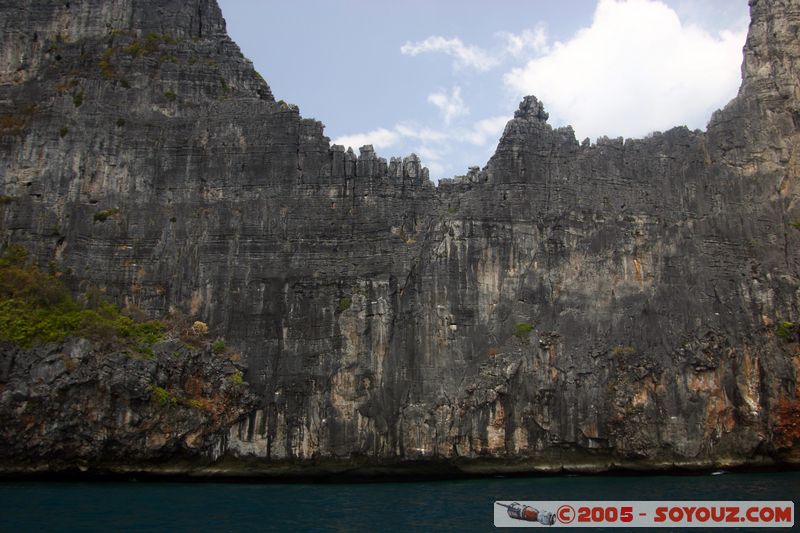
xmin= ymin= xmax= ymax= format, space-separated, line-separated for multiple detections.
xmin=0 ymin=471 xmax=797 ymax=532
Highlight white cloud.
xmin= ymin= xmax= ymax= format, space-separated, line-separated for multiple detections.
xmin=400 ymin=36 xmax=499 ymax=71
xmin=427 ymin=86 xmax=469 ymax=124
xmin=502 ymin=0 xmax=747 ymax=140
xmin=415 ymin=144 xmax=443 ymax=161
xmin=332 ymin=128 xmax=400 ymax=151
xmin=426 ymin=162 xmax=447 ymax=176
xmin=335 ymin=123 xmax=448 ymax=151
xmin=339 ymin=0 xmax=746 ymax=181
xmin=464 ymin=116 xmax=510 ymax=146
xmin=499 ymin=25 xmax=549 ymax=57
xmin=415 ymin=145 xmax=447 ymax=176
xmin=401 ymin=26 xmax=550 ymax=72
xmin=394 ymin=123 xmax=448 ymax=143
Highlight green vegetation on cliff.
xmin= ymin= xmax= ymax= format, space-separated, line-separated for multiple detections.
xmin=93 ymin=207 xmax=119 ymax=222
xmin=211 ymin=338 xmax=226 ymax=353
xmin=776 ymin=320 xmax=799 ymax=341
xmin=337 ymin=296 xmax=352 ymax=312
xmin=0 ymin=244 xmax=164 ymax=350
xmin=513 ymin=322 xmax=534 ymax=340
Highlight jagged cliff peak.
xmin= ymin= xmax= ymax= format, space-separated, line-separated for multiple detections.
xmin=513 ymin=95 xmax=550 ymax=122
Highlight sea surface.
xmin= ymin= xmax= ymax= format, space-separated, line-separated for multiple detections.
xmin=0 ymin=471 xmax=797 ymax=532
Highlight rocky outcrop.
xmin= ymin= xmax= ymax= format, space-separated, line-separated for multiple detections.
xmin=0 ymin=0 xmax=798 ymax=477
xmin=0 ymin=337 xmax=255 ymax=472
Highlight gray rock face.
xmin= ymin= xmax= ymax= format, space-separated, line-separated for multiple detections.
xmin=0 ymin=0 xmax=798 ymax=476
xmin=0 ymin=338 xmax=255 ymax=470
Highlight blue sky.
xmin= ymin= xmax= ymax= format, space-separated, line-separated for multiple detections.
xmin=218 ymin=0 xmax=749 ymax=180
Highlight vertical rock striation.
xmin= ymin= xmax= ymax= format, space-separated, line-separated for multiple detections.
xmin=0 ymin=0 xmax=798 ymax=475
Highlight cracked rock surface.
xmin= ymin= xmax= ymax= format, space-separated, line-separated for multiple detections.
xmin=0 ymin=0 xmax=798 ymax=476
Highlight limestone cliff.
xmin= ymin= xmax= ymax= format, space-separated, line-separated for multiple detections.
xmin=0 ymin=0 xmax=798 ymax=476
